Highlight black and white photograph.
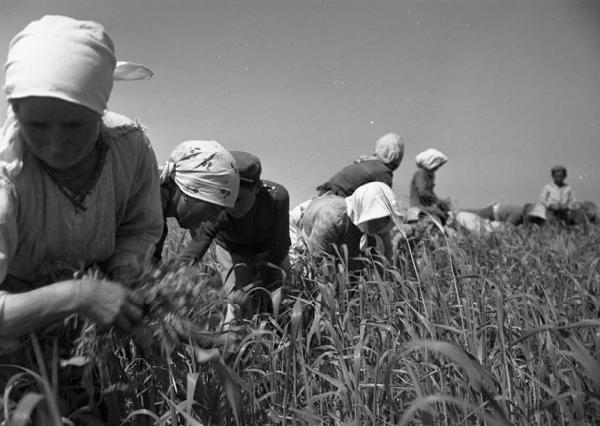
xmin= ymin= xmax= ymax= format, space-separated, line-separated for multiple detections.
xmin=1 ymin=0 xmax=599 ymax=424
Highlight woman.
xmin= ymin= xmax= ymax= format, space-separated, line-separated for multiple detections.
xmin=180 ymin=151 xmax=290 ymax=298
xmin=0 ymin=16 xmax=163 ymax=340
xmin=316 ymin=132 xmax=404 ymax=197
xmin=154 ymin=140 xmax=240 ymax=262
xmin=300 ymin=181 xmax=401 ymax=272
xmin=409 ymin=148 xmax=451 ymax=225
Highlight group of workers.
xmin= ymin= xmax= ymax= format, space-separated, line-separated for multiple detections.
xmin=456 ymin=164 xmax=585 ymax=233
xmin=0 ymin=16 xmax=590 ymax=355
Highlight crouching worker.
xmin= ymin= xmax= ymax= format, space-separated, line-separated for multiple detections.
xmin=0 ymin=16 xmax=164 ymax=346
xmin=409 ymin=148 xmax=451 ymax=225
xmin=300 ymin=182 xmax=401 ymax=274
xmin=155 ymin=140 xmax=239 ymax=263
xmin=462 ymin=203 xmax=546 ymax=226
xmin=539 ymin=165 xmax=575 ymax=225
xmin=181 ymin=151 xmax=291 ymax=316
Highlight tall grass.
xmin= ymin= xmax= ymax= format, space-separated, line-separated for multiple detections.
xmin=2 ymin=223 xmax=600 ymax=425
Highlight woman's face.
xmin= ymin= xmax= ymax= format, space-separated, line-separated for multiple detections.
xmin=175 ymin=192 xmax=224 ymax=229
xmin=12 ymin=96 xmax=101 ymax=170
xmin=364 ymin=216 xmax=393 ymax=235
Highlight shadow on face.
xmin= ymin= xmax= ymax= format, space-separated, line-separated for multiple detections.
xmin=12 ymin=96 xmax=101 ymax=170
xmin=364 ymin=216 xmax=393 ymax=235
xmin=175 ymin=192 xmax=225 ymax=229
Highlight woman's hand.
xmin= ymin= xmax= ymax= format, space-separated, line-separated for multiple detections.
xmin=78 ymin=279 xmax=144 ymax=331
xmin=108 ymin=264 xmax=143 ymax=288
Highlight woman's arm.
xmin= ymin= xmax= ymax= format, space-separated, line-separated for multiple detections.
xmin=179 ymin=221 xmax=219 ymax=264
xmin=264 ymin=183 xmax=291 ymax=266
xmin=0 ymin=279 xmax=142 ymax=338
xmin=412 ymin=170 xmax=438 ymax=206
xmin=380 ymin=231 xmax=394 ymax=262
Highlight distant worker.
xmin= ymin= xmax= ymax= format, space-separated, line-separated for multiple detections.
xmin=316 ymin=132 xmax=404 ymax=197
xmin=300 ymin=182 xmax=401 ymax=272
xmin=409 ymin=148 xmax=451 ymax=225
xmin=462 ymin=203 xmax=545 ymax=226
xmin=539 ymin=165 xmax=575 ymax=224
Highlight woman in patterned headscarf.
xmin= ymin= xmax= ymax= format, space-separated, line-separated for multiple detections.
xmin=155 ymin=140 xmax=239 ymax=261
xmin=0 ymin=15 xmax=163 ymax=341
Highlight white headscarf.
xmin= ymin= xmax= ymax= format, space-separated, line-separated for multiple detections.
xmin=356 ymin=132 xmax=404 ymax=167
xmin=1 ymin=15 xmax=152 ymax=176
xmin=374 ymin=132 xmax=404 ymax=165
xmin=415 ymin=148 xmax=448 ymax=171
xmin=345 ymin=182 xmax=402 ymax=251
xmin=160 ymin=140 xmax=240 ymax=208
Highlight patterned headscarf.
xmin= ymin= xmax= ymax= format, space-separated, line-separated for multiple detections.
xmin=415 ymin=148 xmax=448 ymax=171
xmin=1 ymin=15 xmax=152 ymax=176
xmin=160 ymin=140 xmax=240 ymax=208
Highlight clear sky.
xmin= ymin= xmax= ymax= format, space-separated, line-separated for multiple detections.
xmin=1 ymin=0 xmax=599 ymax=208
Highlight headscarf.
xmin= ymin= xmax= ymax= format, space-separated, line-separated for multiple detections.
xmin=374 ymin=132 xmax=404 ymax=165
xmin=1 ymin=15 xmax=153 ymax=176
xmin=356 ymin=132 xmax=404 ymax=166
xmin=345 ymin=182 xmax=402 ymax=251
xmin=415 ymin=148 xmax=448 ymax=171
xmin=160 ymin=140 xmax=240 ymax=208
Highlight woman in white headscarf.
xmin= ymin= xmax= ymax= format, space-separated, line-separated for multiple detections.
xmin=300 ymin=181 xmax=401 ymax=272
xmin=155 ymin=140 xmax=239 ymax=261
xmin=0 ymin=16 xmax=163 ymax=340
xmin=409 ymin=148 xmax=451 ymax=225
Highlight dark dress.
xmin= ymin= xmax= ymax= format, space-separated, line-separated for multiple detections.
xmin=181 ymin=179 xmax=291 ymax=269
xmin=409 ymin=167 xmax=450 ymax=225
xmin=316 ymin=159 xmax=393 ymax=197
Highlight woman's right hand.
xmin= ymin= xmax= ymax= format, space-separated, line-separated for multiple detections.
xmin=78 ymin=279 xmax=144 ymax=331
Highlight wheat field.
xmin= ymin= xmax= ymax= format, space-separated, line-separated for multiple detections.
xmin=2 ymin=222 xmax=600 ymax=425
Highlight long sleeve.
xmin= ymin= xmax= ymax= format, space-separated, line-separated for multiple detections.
xmin=380 ymin=231 xmax=393 ymax=262
xmin=539 ymin=185 xmax=551 ymax=206
xmin=265 ymin=185 xmax=291 ymax=265
xmin=565 ymin=186 xmax=575 ymax=208
xmin=105 ymin=132 xmax=163 ymax=274
xmin=179 ymin=220 xmax=220 ymax=264
xmin=0 ymin=176 xmax=18 ymax=286
xmin=152 ymin=219 xmax=169 ymax=263
xmin=410 ymin=169 xmax=438 ymax=207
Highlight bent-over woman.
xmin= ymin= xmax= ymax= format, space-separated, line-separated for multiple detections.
xmin=181 ymin=151 xmax=291 ymax=299
xmin=316 ymin=132 xmax=404 ymax=197
xmin=300 ymin=181 xmax=401 ymax=272
xmin=155 ymin=140 xmax=239 ymax=262
xmin=0 ymin=16 xmax=163 ymax=341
